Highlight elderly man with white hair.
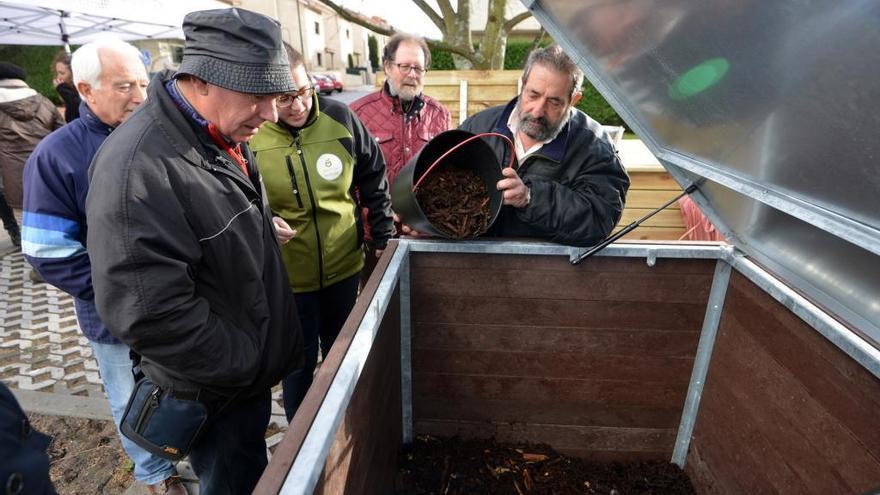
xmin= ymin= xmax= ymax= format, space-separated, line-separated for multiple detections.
xmin=21 ymin=38 xmax=187 ymax=494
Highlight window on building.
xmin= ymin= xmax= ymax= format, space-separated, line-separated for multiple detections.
xmin=346 ymin=29 xmax=350 ymax=39
xmin=314 ymin=21 xmax=320 ymax=35
xmin=316 ymin=53 xmax=323 ymax=66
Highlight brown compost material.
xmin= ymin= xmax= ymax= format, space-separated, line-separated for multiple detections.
xmin=396 ymin=435 xmax=696 ymax=495
xmin=415 ymin=167 xmax=492 ymax=238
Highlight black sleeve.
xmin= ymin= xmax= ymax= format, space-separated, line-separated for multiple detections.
xmin=349 ymin=108 xmax=395 ymax=247
xmin=55 ymin=84 xmax=80 ymax=122
xmin=517 ymin=138 xmax=630 ymax=247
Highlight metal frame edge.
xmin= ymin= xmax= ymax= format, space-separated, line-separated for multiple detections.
xmin=279 ymin=243 xmax=411 ymax=495
xmin=672 ymin=260 xmax=732 ymax=467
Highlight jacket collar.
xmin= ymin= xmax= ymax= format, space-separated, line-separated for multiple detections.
xmin=0 ymin=80 xmax=36 ymax=103
xmin=147 ymin=71 xmax=216 ymax=169
xmin=79 ymin=101 xmax=114 ymax=136
xmin=494 ymin=97 xmax=571 ymax=163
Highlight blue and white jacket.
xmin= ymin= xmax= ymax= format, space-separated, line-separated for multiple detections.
xmin=21 ymin=102 xmax=117 ymax=344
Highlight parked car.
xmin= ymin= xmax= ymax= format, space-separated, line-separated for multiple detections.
xmin=322 ymin=73 xmax=344 ymax=93
xmin=310 ymin=74 xmax=336 ymax=95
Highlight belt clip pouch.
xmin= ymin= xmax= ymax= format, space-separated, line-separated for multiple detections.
xmin=119 ymin=378 xmax=209 ymax=461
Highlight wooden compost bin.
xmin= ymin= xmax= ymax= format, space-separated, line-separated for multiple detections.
xmin=256 ymin=239 xmax=880 ymax=495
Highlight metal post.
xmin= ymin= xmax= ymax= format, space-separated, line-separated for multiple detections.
xmin=399 ymin=255 xmax=413 ymax=444
xmin=59 ymin=11 xmax=70 ymax=54
xmin=671 ymin=259 xmax=731 ymax=467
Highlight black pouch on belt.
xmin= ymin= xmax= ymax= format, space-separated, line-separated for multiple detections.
xmin=119 ymin=378 xmax=212 ymax=461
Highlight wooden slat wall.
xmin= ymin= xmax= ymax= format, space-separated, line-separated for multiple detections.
xmin=616 ymin=167 xmax=686 ymax=241
xmin=686 ymin=271 xmax=880 ymax=494
xmin=410 ymin=252 xmax=715 ymax=461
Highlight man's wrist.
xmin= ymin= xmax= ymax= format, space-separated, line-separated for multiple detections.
xmin=523 ymin=187 xmax=531 ymax=208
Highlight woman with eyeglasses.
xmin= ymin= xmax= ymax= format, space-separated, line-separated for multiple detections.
xmin=250 ymin=43 xmax=395 ymax=421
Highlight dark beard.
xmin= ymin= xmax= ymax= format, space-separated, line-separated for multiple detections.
xmin=519 ymin=112 xmax=563 ymax=142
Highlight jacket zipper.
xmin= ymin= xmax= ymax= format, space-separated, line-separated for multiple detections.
xmin=284 ymin=155 xmax=305 ymax=209
xmin=134 ymin=386 xmax=162 ymax=433
xmin=402 ymin=108 xmax=410 ymax=165
xmin=294 ymin=134 xmax=325 ymax=289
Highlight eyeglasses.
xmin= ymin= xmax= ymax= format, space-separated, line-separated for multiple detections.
xmin=276 ymin=86 xmax=315 ymax=108
xmin=393 ymin=63 xmax=427 ymax=76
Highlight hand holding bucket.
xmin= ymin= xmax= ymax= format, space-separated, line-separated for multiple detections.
xmin=390 ymin=130 xmax=514 ymax=239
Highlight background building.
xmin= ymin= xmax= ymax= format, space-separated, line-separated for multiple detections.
xmin=232 ymin=0 xmax=389 ymax=86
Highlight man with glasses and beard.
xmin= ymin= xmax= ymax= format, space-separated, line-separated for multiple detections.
xmin=351 ymin=33 xmax=450 ymax=273
xmin=460 ymin=45 xmax=630 ymax=247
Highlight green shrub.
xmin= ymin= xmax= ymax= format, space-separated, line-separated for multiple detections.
xmin=429 ymin=48 xmax=455 ymax=70
xmin=503 ymin=39 xmax=551 ymax=70
xmin=368 ymin=35 xmax=379 ymax=70
xmin=577 ymin=80 xmax=626 ymax=128
xmin=0 ymin=45 xmax=67 ymax=104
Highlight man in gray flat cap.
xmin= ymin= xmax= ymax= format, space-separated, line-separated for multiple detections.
xmin=85 ymin=8 xmax=304 ymax=493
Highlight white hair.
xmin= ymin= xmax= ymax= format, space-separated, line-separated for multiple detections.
xmin=71 ymin=37 xmax=144 ymax=90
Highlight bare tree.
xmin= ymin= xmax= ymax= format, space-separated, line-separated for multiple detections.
xmin=317 ymin=0 xmax=533 ymax=70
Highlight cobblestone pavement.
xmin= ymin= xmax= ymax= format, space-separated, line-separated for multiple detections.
xmin=0 ymin=250 xmax=103 ymax=396
xmin=0 ymin=246 xmax=288 ymax=427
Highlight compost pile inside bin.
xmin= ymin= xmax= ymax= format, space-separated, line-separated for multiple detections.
xmin=415 ymin=166 xmax=491 ymax=238
xmin=396 ymin=435 xmax=696 ymax=494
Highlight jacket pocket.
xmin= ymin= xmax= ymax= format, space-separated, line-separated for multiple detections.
xmin=374 ymin=131 xmax=394 ymax=145
xmin=417 ymin=128 xmax=433 ymax=143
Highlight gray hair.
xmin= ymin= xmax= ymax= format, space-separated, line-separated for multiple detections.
xmin=382 ymin=33 xmax=431 ymax=68
xmin=522 ymin=44 xmax=584 ymax=99
xmin=71 ymin=38 xmax=143 ymax=90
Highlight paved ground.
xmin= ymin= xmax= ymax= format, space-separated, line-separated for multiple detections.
xmin=323 ymin=85 xmax=373 ymax=104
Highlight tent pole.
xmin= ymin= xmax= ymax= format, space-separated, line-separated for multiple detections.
xmin=59 ymin=10 xmax=70 ymax=53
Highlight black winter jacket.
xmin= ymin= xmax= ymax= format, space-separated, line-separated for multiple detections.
xmin=460 ymin=98 xmax=630 ymax=247
xmin=86 ymin=71 xmax=303 ymax=398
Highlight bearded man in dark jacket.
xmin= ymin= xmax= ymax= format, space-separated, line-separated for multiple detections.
xmin=459 ymin=45 xmax=630 ymax=247
xmin=85 ymin=8 xmax=304 ymax=493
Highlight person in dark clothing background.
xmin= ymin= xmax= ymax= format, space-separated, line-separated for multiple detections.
xmin=0 ymin=62 xmax=64 ymax=247
xmin=458 ymin=45 xmax=630 ymax=247
xmin=52 ymin=51 xmax=81 ymax=123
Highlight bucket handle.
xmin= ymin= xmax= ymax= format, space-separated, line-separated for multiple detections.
xmin=411 ymin=132 xmax=516 ymax=193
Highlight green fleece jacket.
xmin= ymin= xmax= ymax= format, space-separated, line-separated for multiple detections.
xmin=251 ymin=96 xmax=394 ymax=292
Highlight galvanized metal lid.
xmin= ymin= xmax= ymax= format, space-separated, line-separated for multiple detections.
xmin=521 ymin=0 xmax=880 ymax=344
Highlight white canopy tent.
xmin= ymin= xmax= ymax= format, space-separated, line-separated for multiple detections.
xmin=0 ymin=0 xmax=230 ymax=51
